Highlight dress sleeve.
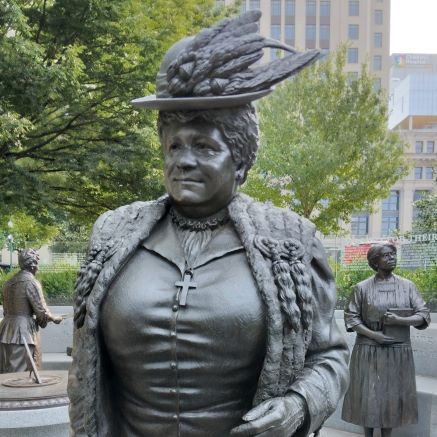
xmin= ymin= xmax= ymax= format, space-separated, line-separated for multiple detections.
xmin=288 ymin=237 xmax=350 ymax=436
xmin=409 ymin=281 xmax=431 ymax=330
xmin=25 ymin=279 xmax=51 ymax=328
xmin=344 ymin=285 xmax=364 ymax=332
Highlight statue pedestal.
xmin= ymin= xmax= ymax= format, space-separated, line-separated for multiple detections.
xmin=0 ymin=370 xmax=69 ymax=437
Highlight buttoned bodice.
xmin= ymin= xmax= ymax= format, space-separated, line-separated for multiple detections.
xmin=100 ymin=215 xmax=267 ymax=437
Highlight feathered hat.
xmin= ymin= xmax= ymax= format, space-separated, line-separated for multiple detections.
xmin=131 ymin=10 xmax=320 ymax=111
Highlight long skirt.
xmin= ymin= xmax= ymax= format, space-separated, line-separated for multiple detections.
xmin=0 ymin=343 xmax=37 ymax=373
xmin=342 ymin=343 xmax=418 ymax=428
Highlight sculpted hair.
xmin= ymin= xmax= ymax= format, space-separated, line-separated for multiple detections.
xmin=367 ymin=243 xmax=397 ymax=271
xmin=18 ymin=248 xmax=39 ymax=270
xmin=157 ymin=104 xmax=259 ymax=181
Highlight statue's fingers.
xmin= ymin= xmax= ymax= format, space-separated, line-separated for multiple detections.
xmin=230 ymin=407 xmax=282 ymax=436
xmin=242 ymin=400 xmax=273 ymax=421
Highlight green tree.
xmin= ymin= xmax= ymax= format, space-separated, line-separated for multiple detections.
xmin=413 ymin=192 xmax=437 ymax=233
xmin=0 ymin=211 xmax=58 ymax=249
xmin=0 ymin=0 xmax=225 ymax=226
xmin=243 ymin=48 xmax=407 ymax=235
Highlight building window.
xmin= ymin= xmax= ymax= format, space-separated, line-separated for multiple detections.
xmin=240 ymin=0 xmax=247 ymax=13
xmin=249 ymin=0 xmax=260 ymax=10
xmin=413 ymin=190 xmax=430 ymax=218
xmin=414 ymin=167 xmax=423 ymax=179
xmin=349 ymin=0 xmax=359 ymax=16
xmin=373 ymin=78 xmax=381 ymax=91
xmin=306 ymin=0 xmax=316 ymax=17
xmin=285 ymin=0 xmax=295 ymax=16
xmin=285 ymin=24 xmax=295 ymax=43
xmin=373 ymin=55 xmax=382 ymax=71
xmin=320 ymin=25 xmax=330 ymax=40
xmin=415 ymin=141 xmax=423 ymax=153
xmin=270 ymin=24 xmax=281 ymax=40
xmin=348 ymin=48 xmax=358 ymax=64
xmin=351 ymin=213 xmax=369 ymax=236
xmin=374 ymin=9 xmax=383 ymax=25
xmin=348 ymin=24 xmax=359 ymax=40
xmin=306 ymin=24 xmax=316 ymax=41
xmin=374 ymin=32 xmax=382 ymax=48
xmin=320 ymin=0 xmax=330 ymax=17
xmin=426 ymin=140 xmax=435 ymax=153
xmin=347 ymin=71 xmax=359 ymax=84
xmin=271 ymin=0 xmax=281 ymax=17
xmin=425 ymin=167 xmax=434 ymax=179
xmin=381 ymin=190 xmax=400 ymax=236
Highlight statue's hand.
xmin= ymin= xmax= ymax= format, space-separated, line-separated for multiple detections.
xmin=51 ymin=315 xmax=63 ymax=324
xmin=384 ymin=311 xmax=403 ymax=326
xmin=371 ymin=330 xmax=397 ymax=345
xmin=230 ymin=395 xmax=306 ymax=437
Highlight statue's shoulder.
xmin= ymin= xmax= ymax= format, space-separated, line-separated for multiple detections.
xmin=393 ymin=273 xmax=416 ymax=289
xmin=233 ymin=193 xmax=316 ymax=238
xmin=89 ymin=197 xmax=169 ymax=244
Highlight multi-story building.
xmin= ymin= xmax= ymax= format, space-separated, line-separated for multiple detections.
xmin=350 ymin=54 xmax=437 ymax=239
xmin=218 ymin=0 xmax=391 ymax=91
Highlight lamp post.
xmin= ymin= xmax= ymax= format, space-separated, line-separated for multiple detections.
xmin=7 ymin=219 xmax=13 ymax=271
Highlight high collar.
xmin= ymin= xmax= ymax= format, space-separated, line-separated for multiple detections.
xmin=143 ymin=212 xmax=243 ymax=273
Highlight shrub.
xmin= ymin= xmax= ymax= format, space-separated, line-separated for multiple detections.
xmin=0 ymin=268 xmax=77 ymax=305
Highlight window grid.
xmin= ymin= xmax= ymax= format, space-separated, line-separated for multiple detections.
xmin=270 ymin=24 xmax=281 ymax=40
xmin=426 ymin=141 xmax=435 ymax=153
xmin=425 ymin=167 xmax=434 ymax=180
xmin=381 ymin=191 xmax=400 ymax=236
xmin=240 ymin=0 xmax=247 ymax=13
xmin=271 ymin=0 xmax=281 ymax=17
xmin=414 ymin=167 xmax=423 ymax=180
xmin=285 ymin=0 xmax=295 ymax=16
xmin=351 ymin=214 xmax=369 ymax=236
xmin=374 ymin=9 xmax=383 ymax=25
xmin=373 ymin=78 xmax=381 ymax=92
xmin=373 ymin=55 xmax=382 ymax=71
xmin=415 ymin=141 xmax=423 ymax=153
xmin=374 ymin=32 xmax=382 ymax=48
xmin=306 ymin=24 xmax=316 ymax=40
xmin=306 ymin=0 xmax=316 ymax=17
xmin=348 ymin=24 xmax=359 ymax=40
xmin=320 ymin=24 xmax=330 ymax=41
xmin=349 ymin=0 xmax=359 ymax=16
xmin=413 ymin=190 xmax=430 ymax=219
xmin=249 ymin=0 xmax=260 ymax=10
xmin=348 ymin=48 xmax=358 ymax=64
xmin=285 ymin=24 xmax=295 ymax=42
xmin=320 ymin=0 xmax=330 ymax=17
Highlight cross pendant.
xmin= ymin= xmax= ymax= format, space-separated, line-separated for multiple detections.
xmin=175 ymin=269 xmax=197 ymax=307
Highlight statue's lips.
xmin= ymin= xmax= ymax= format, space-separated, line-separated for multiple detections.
xmin=173 ymin=178 xmax=204 ymax=184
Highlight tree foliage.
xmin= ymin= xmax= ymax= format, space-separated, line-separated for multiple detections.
xmin=413 ymin=192 xmax=437 ymax=233
xmin=243 ymin=48 xmax=407 ymax=235
xmin=0 ymin=0 xmax=225 ymax=227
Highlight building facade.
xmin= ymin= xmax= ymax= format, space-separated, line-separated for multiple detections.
xmin=350 ymin=54 xmax=437 ymax=239
xmin=218 ymin=0 xmax=391 ymax=90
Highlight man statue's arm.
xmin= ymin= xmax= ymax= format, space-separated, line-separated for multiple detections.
xmin=231 ymin=237 xmax=349 ymax=437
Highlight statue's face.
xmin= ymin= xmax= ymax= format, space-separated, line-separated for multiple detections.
xmin=376 ymin=246 xmax=397 ymax=272
xmin=162 ymin=119 xmax=242 ymax=217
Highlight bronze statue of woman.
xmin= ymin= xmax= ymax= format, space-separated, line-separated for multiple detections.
xmin=0 ymin=249 xmax=62 ymax=373
xmin=342 ymin=243 xmax=430 ymax=437
xmin=68 ymin=11 xmax=349 ymax=437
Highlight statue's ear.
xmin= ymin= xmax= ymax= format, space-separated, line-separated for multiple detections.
xmin=235 ymin=163 xmax=248 ymax=185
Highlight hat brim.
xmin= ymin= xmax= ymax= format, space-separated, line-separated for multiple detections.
xmin=130 ymin=88 xmax=273 ymax=111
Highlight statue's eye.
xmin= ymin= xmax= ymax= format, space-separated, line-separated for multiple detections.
xmin=169 ymin=142 xmax=182 ymax=151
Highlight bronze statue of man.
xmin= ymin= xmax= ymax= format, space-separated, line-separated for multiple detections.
xmin=68 ymin=11 xmax=349 ymax=437
xmin=0 ymin=249 xmax=62 ymax=373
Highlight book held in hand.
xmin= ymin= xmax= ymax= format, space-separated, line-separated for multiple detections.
xmin=383 ymin=308 xmax=414 ymax=343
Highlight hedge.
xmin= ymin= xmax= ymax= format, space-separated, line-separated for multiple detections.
xmin=0 ymin=268 xmax=78 ymax=305
xmin=1 ymin=264 xmax=436 ymax=307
